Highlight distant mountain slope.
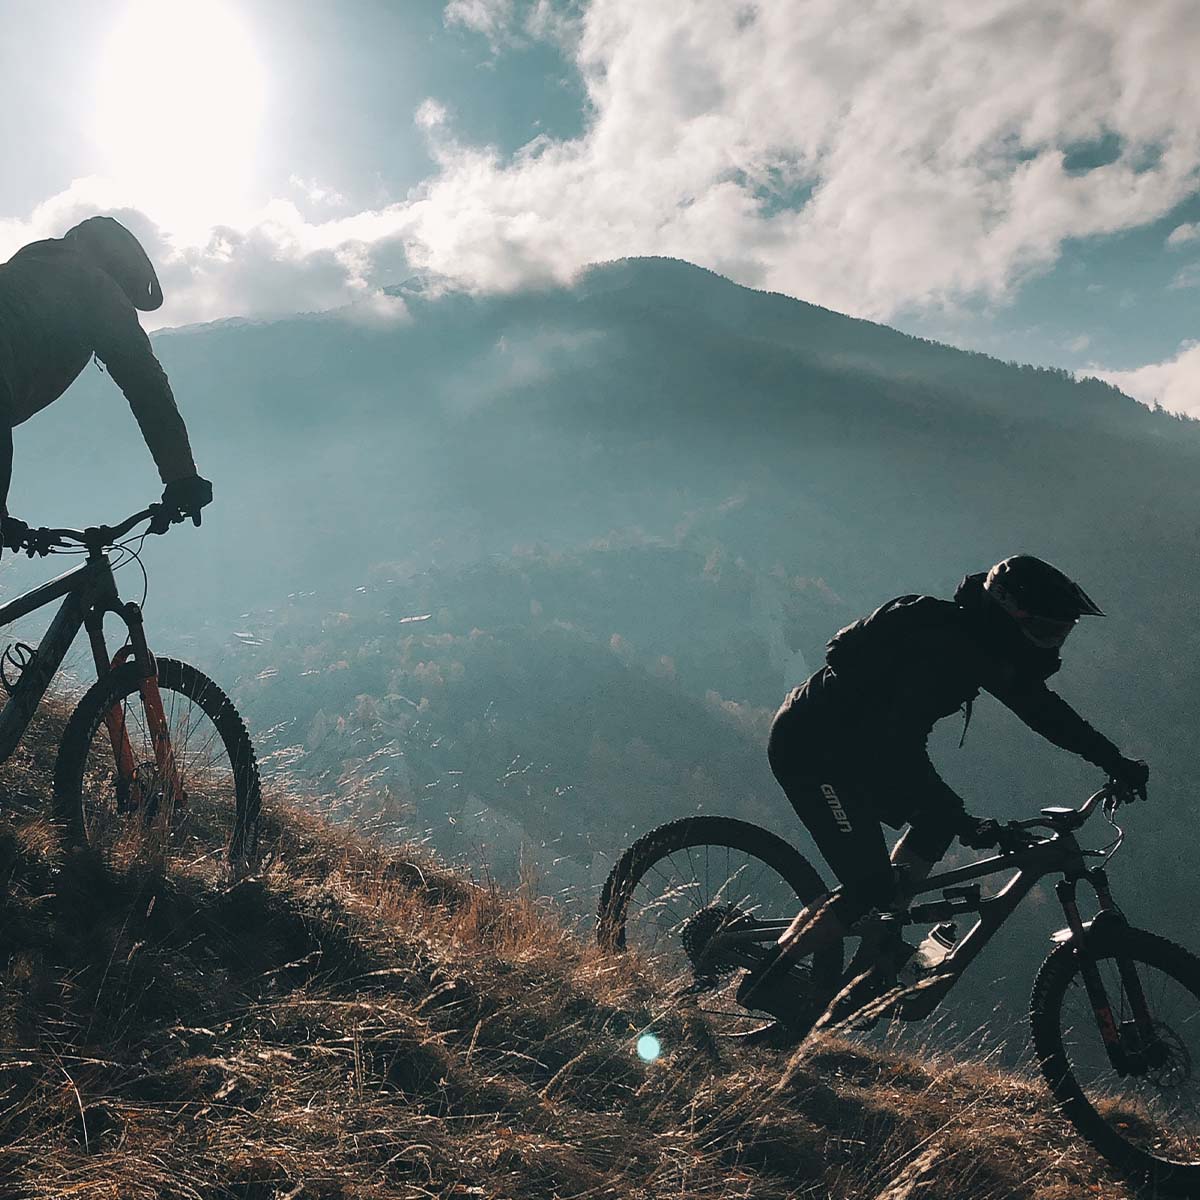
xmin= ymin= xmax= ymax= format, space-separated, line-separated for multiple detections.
xmin=12 ymin=256 xmax=1194 ymax=599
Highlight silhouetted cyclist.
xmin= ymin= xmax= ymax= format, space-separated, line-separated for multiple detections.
xmin=741 ymin=556 xmax=1149 ymax=1012
xmin=0 ymin=216 xmax=211 ymax=550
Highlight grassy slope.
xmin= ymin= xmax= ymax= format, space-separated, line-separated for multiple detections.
xmin=0 ymin=703 xmax=1136 ymax=1199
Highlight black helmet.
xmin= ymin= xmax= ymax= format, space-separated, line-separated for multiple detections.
xmin=983 ymin=555 xmax=1103 ymax=649
xmin=65 ymin=215 xmax=163 ymax=311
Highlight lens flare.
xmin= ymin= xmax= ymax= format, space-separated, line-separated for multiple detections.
xmin=636 ymin=1034 xmax=662 ymax=1062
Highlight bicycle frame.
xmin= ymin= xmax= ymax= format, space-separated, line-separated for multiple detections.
xmin=0 ymin=549 xmax=182 ymax=815
xmin=710 ymin=816 xmax=1126 ymax=1024
xmin=860 ymin=831 xmax=1119 ymax=1021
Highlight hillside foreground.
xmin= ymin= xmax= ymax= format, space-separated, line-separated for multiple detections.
xmin=0 ymin=704 xmax=1144 ymax=1199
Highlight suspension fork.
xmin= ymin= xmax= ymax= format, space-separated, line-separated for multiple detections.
xmin=1090 ymin=868 xmax=1157 ymax=1045
xmin=1057 ymin=877 xmax=1128 ymax=1070
xmin=86 ymin=603 xmax=184 ymax=813
xmin=1058 ymin=873 xmax=1154 ymax=1075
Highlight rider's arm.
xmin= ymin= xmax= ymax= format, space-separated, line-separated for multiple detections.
xmin=0 ymin=420 xmax=11 ymax=515
xmin=92 ymin=283 xmax=197 ymax=485
xmin=983 ymin=666 xmax=1122 ymax=772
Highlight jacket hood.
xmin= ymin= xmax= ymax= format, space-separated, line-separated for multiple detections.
xmin=65 ymin=215 xmax=163 ymax=312
xmin=953 ymin=572 xmax=987 ymax=608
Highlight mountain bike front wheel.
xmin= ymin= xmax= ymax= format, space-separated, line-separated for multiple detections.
xmin=1031 ymin=925 xmax=1200 ymax=1194
xmin=54 ymin=658 xmax=261 ymax=873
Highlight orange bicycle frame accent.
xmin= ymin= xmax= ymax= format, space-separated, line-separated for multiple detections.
xmin=87 ymin=603 xmax=184 ymax=816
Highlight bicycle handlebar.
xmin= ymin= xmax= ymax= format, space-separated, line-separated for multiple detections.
xmin=1010 ymin=780 xmax=1129 ymax=836
xmin=12 ymin=504 xmax=185 ymax=556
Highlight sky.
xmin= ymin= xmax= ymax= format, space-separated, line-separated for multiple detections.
xmin=1 ymin=0 xmax=1198 ymax=413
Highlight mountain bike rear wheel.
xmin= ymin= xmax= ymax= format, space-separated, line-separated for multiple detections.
xmin=598 ymin=816 xmax=840 ymax=1037
xmin=54 ymin=658 xmax=260 ymax=873
xmin=1031 ymin=926 xmax=1200 ymax=1193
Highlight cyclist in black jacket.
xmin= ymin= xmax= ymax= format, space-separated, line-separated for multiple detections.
xmin=0 ymin=215 xmax=212 ymax=551
xmin=741 ymin=555 xmax=1148 ymax=1009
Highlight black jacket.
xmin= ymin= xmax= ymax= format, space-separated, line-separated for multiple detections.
xmin=0 ymin=236 xmax=196 ymax=495
xmin=773 ymin=573 xmax=1121 ymax=825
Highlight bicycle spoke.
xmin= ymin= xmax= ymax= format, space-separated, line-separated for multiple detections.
xmin=619 ymin=838 xmax=812 ymax=1035
xmin=81 ymin=671 xmax=245 ymax=874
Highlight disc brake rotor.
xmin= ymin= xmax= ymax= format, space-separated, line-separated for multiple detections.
xmin=1140 ymin=1022 xmax=1193 ymax=1089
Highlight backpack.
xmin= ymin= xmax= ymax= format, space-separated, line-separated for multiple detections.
xmin=824 ymin=594 xmax=956 ymax=685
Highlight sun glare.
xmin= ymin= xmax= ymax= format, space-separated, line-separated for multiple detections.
xmin=92 ymin=0 xmax=265 ymax=234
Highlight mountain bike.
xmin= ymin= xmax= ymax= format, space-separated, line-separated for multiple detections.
xmin=598 ymin=784 xmax=1200 ymax=1193
xmin=0 ymin=504 xmax=260 ymax=868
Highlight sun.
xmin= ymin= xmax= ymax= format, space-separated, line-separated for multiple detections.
xmin=92 ymin=0 xmax=266 ymax=234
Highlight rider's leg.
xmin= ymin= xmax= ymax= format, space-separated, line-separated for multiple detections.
xmin=890 ymin=828 xmax=936 ymax=904
xmin=772 ymin=774 xmax=894 ymax=958
xmin=892 ymin=772 xmax=963 ymax=892
xmin=741 ymin=754 xmax=894 ymax=1011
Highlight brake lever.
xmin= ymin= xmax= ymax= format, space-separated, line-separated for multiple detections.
xmin=22 ymin=529 xmax=66 ymax=557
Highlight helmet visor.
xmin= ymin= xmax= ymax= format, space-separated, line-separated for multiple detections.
xmin=1016 ymin=613 xmax=1077 ymax=649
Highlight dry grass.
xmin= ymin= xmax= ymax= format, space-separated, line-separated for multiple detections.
xmin=0 ymin=701 xmax=1141 ymax=1198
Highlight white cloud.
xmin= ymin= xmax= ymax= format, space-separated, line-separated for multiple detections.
xmin=444 ymin=0 xmax=517 ymax=46
xmin=288 ymin=175 xmax=347 ymax=209
xmin=6 ymin=1 xmax=1200 ymax=329
xmin=1091 ymin=342 xmax=1200 ymax=416
xmin=1170 ymin=261 xmax=1200 ymax=289
xmin=1167 ymin=221 xmax=1200 ymax=246
xmin=444 ymin=0 xmax=579 ymax=51
xmin=402 ymin=0 xmax=1200 ymax=318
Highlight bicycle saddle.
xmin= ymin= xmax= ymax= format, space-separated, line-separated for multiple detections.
xmin=1040 ymin=806 xmax=1081 ymax=829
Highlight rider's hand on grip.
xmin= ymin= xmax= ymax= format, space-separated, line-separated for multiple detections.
xmin=1109 ymin=756 xmax=1149 ymax=803
xmin=0 ymin=515 xmax=29 ymax=555
xmin=958 ymin=816 xmax=1001 ymax=850
xmin=160 ymin=475 xmax=213 ymax=530
xmin=147 ymin=503 xmax=173 ymax=536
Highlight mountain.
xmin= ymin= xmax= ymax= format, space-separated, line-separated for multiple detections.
xmin=12 ymin=255 xmax=1196 ymax=622
xmin=0 ymin=711 xmax=1148 ymax=1198
xmin=5 ymin=256 xmax=1199 ymax=1030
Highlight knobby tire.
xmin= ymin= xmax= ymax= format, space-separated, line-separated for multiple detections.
xmin=54 ymin=658 xmax=261 ymax=866
xmin=1031 ymin=925 xmax=1200 ymax=1193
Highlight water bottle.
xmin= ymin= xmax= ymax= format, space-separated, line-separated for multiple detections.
xmin=898 ymin=922 xmax=958 ymax=985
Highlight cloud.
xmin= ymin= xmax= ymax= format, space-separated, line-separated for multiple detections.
xmin=7 ymin=1 xmax=1200 ymax=329
xmin=288 ymin=176 xmax=348 ymax=210
xmin=401 ymin=0 xmax=1200 ymax=319
xmin=1091 ymin=342 xmax=1200 ymax=416
xmin=444 ymin=0 xmax=580 ymax=51
xmin=444 ymin=0 xmax=518 ymax=47
xmin=1170 ymin=261 xmax=1200 ymax=289
xmin=1167 ymin=221 xmax=1200 ymax=246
